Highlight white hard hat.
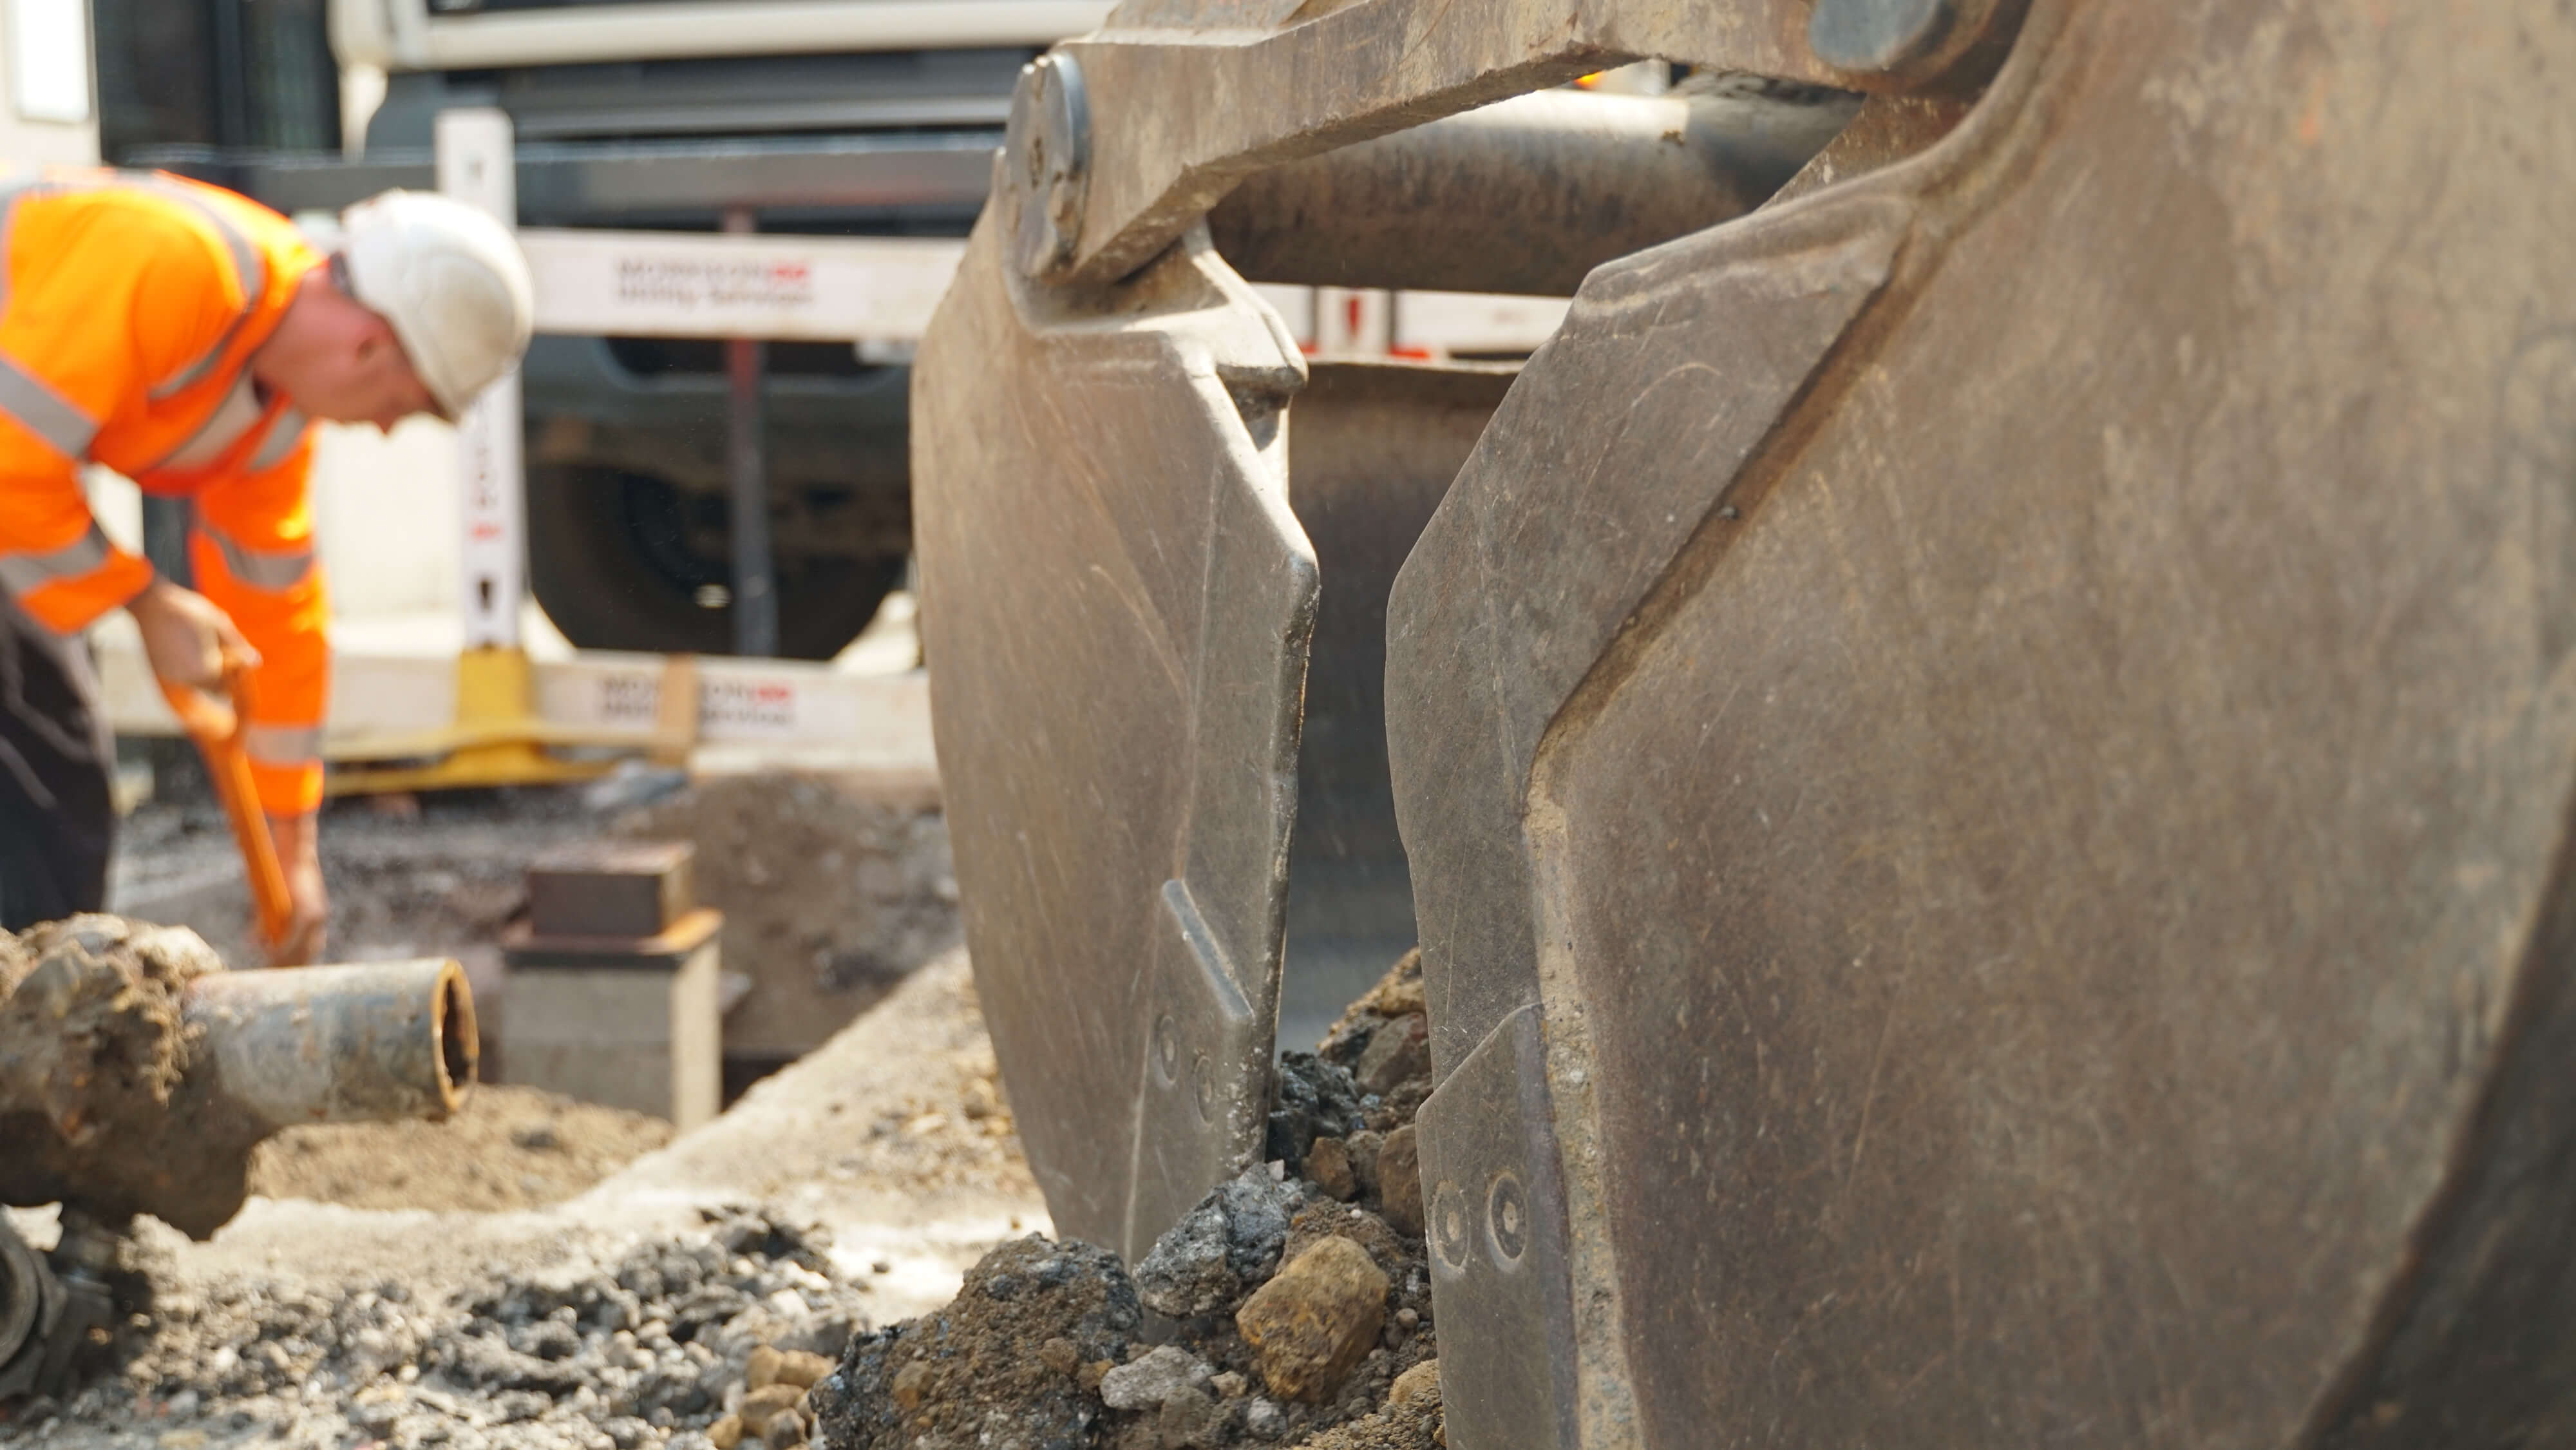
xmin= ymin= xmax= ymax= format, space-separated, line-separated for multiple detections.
xmin=338 ymin=190 xmax=534 ymax=418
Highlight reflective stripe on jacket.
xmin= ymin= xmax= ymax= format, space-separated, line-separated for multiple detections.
xmin=0 ymin=169 xmax=329 ymax=815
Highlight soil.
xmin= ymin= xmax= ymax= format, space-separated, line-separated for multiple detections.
xmin=811 ymin=950 xmax=1443 ymax=1450
xmin=817 ymin=1235 xmax=1142 ymax=1450
xmin=0 ymin=916 xmax=264 ymax=1238
xmin=247 ymin=1085 xmax=676 ymax=1214
xmin=607 ymin=773 xmax=958 ymax=1062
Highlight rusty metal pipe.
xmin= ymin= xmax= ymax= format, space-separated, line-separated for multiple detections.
xmin=182 ymin=959 xmax=478 ymax=1131
xmin=1206 ymin=87 xmax=1860 ymax=297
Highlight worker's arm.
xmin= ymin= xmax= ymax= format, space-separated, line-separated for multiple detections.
xmin=0 ymin=199 xmax=254 ymax=683
xmin=193 ymin=425 xmax=330 ymax=964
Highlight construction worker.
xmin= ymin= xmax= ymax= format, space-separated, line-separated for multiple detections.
xmin=0 ymin=171 xmax=533 ymax=961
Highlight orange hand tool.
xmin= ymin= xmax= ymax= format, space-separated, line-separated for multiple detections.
xmin=158 ymin=658 xmax=294 ymax=957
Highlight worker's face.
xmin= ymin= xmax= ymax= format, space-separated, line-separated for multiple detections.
xmin=292 ymin=317 xmax=441 ymax=434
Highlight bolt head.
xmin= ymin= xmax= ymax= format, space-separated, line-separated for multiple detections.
xmin=1486 ymin=1173 xmax=1530 ymax=1265
xmin=1431 ymin=1183 xmax=1474 ymax=1274
xmin=1190 ymin=1053 xmax=1217 ymax=1123
xmin=1005 ymin=52 xmax=1091 ymax=280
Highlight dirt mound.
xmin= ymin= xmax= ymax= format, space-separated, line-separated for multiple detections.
xmin=249 ymin=1085 xmax=674 ymax=1213
xmin=808 ymin=951 xmax=1442 ymax=1450
xmin=817 ymin=1235 xmax=1141 ymax=1450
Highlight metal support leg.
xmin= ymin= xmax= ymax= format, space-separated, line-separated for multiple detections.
xmin=723 ymin=207 xmax=778 ymax=660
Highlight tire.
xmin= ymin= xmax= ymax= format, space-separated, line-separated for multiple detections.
xmin=525 ymin=463 xmax=905 ymax=662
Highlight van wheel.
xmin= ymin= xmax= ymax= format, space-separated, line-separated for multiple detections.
xmin=525 ymin=463 xmax=904 ymax=662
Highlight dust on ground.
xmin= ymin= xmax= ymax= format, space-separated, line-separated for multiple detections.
xmin=248 ymin=1085 xmax=676 ymax=1214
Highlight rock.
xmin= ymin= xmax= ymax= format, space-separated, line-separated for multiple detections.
xmin=761 ymin=1405 xmax=810 ymax=1446
xmin=706 ymin=1414 xmax=746 ymax=1450
xmin=1317 ymin=949 xmax=1428 ymax=1068
xmin=775 ymin=1350 xmax=834 ymax=1389
xmin=1377 ymin=1127 xmax=1423 ymax=1236
xmin=1158 ymin=1384 xmax=1226 ymax=1448
xmin=1282 ymin=1203 xmax=1403 ymax=1278
xmin=1354 ymin=1014 xmax=1430 ymax=1096
xmin=1235 ymin=1237 xmax=1389 ymax=1402
xmin=1345 ymin=1131 xmax=1385 ymax=1197
xmin=1267 ymin=1053 xmax=1367 ymax=1170
xmin=1210 ymin=1370 xmax=1248 ymax=1399
xmin=890 ymin=1360 xmax=933 ymax=1411
xmin=746 ymin=1345 xmax=784 ymax=1389
xmin=1100 ymin=1345 xmax=1215 ymax=1411
xmin=743 ymin=1383 xmax=804 ymax=1424
xmin=1245 ymin=1398 xmax=1291 ymax=1440
xmin=1306 ymin=1138 xmax=1358 ymax=1201
xmin=439 ymin=1334 xmax=588 ymax=1394
xmin=1038 ymin=1337 xmax=1080 ymax=1375
xmin=1390 ymin=1360 xmax=1440 ymax=1407
xmin=1368 ymin=953 xmax=1427 ymax=1018
xmin=1134 ymin=1165 xmax=1307 ymax=1318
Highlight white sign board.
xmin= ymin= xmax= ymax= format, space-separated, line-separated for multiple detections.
xmin=522 ymin=230 xmax=970 ymax=343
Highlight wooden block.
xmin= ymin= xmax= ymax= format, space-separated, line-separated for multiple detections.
xmin=526 ymin=841 xmax=695 ymax=938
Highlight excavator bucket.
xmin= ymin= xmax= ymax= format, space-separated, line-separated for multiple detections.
xmin=918 ymin=0 xmax=2576 ymax=1444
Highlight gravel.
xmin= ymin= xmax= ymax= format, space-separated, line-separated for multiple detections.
xmin=4 ymin=1210 xmax=876 ymax=1450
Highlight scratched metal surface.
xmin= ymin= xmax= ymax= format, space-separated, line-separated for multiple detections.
xmin=913 ymin=219 xmax=1315 ymax=1263
xmin=1387 ymin=0 xmax=2576 ymax=1444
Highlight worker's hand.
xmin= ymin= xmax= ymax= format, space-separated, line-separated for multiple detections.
xmin=128 ymin=578 xmax=258 ymax=691
xmin=265 ymin=812 xmax=328 ymax=966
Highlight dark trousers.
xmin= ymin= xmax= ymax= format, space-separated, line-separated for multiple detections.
xmin=0 ymin=598 xmax=113 ymax=929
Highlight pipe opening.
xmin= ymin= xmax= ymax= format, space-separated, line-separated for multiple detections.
xmin=433 ymin=964 xmax=480 ymax=1115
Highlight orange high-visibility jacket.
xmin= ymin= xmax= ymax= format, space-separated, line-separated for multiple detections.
xmin=0 ymin=169 xmax=329 ymax=817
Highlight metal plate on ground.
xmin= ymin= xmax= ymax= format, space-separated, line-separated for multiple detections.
xmin=1387 ymin=0 xmax=2576 ymax=1445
